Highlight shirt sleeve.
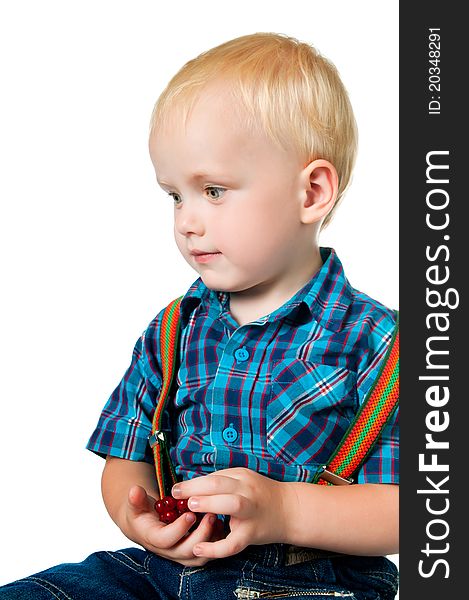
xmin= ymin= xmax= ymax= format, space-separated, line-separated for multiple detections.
xmin=355 ymin=311 xmax=400 ymax=485
xmin=86 ymin=314 xmax=163 ymax=463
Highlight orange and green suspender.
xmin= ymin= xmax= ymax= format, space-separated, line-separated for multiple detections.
xmin=149 ymin=298 xmax=399 ymax=497
xmin=314 ymin=313 xmax=399 ymax=485
xmin=149 ymin=296 xmax=184 ymax=499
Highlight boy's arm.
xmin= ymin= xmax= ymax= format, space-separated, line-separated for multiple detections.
xmin=101 ymin=456 xmax=160 ymax=523
xmin=171 ymin=468 xmax=398 ymax=558
xmin=286 ymin=480 xmax=398 ymax=556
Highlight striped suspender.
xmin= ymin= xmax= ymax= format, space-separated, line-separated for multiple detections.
xmin=148 ymin=296 xmax=183 ymax=499
xmin=314 ymin=312 xmax=400 ymax=485
xmin=149 ymin=299 xmax=400 ymax=496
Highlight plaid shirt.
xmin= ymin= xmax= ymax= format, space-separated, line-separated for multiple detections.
xmin=87 ymin=247 xmax=399 ymax=484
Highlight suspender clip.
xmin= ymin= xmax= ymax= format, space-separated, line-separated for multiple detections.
xmin=149 ymin=430 xmax=167 ymax=449
xmin=318 ymin=466 xmax=353 ymax=486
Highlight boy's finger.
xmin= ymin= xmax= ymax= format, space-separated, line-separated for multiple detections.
xmin=172 ymin=474 xmax=238 ymax=499
xmin=188 ymin=513 xmax=220 ymax=541
xmin=128 ymin=485 xmax=154 ymax=513
xmin=187 ymin=493 xmax=247 ymax=518
xmin=159 ymin=513 xmax=220 ymax=554
xmin=192 ymin=531 xmax=245 ymax=560
xmin=146 ymin=511 xmax=198 ymax=549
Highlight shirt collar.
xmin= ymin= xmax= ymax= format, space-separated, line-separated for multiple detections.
xmin=301 ymin=247 xmax=353 ymax=332
xmin=179 ymin=282 xmax=228 ymax=329
xmin=179 ymin=247 xmax=352 ymax=332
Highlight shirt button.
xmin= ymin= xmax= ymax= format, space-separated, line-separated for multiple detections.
xmin=222 ymin=423 xmax=238 ymax=444
xmin=234 ymin=346 xmax=249 ymax=362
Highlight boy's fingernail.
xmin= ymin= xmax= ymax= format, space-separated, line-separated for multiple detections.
xmin=208 ymin=514 xmax=217 ymax=525
xmin=186 ymin=513 xmax=196 ymax=524
xmin=172 ymin=485 xmax=181 ymax=498
xmin=188 ymin=498 xmax=199 ymax=510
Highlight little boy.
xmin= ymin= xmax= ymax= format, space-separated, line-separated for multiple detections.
xmin=1 ymin=33 xmax=399 ymax=599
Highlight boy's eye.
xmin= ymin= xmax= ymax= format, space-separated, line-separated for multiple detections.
xmin=205 ymin=186 xmax=225 ymax=200
xmin=168 ymin=192 xmax=182 ymax=205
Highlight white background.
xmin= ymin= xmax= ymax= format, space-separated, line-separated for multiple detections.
xmin=0 ymin=0 xmax=399 ymax=587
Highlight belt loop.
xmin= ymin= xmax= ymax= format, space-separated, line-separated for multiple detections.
xmin=274 ymin=543 xmax=281 ymax=568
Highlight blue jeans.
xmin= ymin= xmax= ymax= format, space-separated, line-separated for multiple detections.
xmin=0 ymin=544 xmax=398 ymax=599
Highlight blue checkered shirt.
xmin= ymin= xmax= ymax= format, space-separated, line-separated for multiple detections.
xmin=87 ymin=247 xmax=399 ymax=484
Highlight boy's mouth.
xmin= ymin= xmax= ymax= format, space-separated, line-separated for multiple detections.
xmin=190 ymin=249 xmax=222 ymax=263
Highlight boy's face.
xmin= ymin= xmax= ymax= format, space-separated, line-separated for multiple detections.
xmin=149 ymin=85 xmax=314 ymax=298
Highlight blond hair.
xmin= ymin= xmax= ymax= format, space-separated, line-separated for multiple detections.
xmin=150 ymin=33 xmax=358 ymax=229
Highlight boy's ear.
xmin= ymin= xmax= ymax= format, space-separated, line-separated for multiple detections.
xmin=299 ymin=159 xmax=339 ymax=225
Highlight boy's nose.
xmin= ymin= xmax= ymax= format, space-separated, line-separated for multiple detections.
xmin=174 ymin=200 xmax=205 ymax=237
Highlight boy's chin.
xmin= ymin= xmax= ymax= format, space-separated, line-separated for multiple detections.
xmin=200 ymin=275 xmax=229 ymax=292
xmin=197 ymin=271 xmax=236 ymax=293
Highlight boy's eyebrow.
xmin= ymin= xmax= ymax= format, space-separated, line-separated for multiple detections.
xmin=157 ymin=179 xmax=171 ymax=187
xmin=157 ymin=172 xmax=222 ymax=187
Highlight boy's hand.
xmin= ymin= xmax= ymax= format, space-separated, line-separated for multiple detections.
xmin=120 ymin=485 xmax=226 ymax=566
xmin=171 ymin=467 xmax=293 ymax=559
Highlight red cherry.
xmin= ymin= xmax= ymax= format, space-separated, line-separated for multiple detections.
xmin=162 ymin=495 xmax=177 ymax=510
xmin=161 ymin=509 xmax=178 ymax=524
xmin=176 ymin=499 xmax=189 ymax=514
xmin=155 ymin=499 xmax=165 ymax=515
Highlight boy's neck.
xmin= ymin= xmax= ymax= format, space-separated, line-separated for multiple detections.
xmin=228 ymin=247 xmax=323 ymax=327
